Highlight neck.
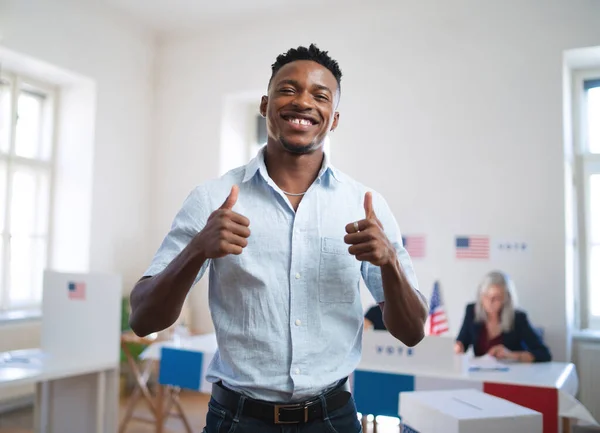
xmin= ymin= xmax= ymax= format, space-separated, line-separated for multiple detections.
xmin=487 ymin=314 xmax=501 ymax=325
xmin=264 ymin=141 xmax=324 ymax=194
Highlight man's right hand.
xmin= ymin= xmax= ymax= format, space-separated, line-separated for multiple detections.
xmin=192 ymin=185 xmax=250 ymax=258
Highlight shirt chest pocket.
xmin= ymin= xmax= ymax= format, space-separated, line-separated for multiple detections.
xmin=318 ymin=237 xmax=360 ymax=303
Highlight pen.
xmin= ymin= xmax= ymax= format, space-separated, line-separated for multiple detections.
xmin=468 ymin=367 xmax=509 ymax=372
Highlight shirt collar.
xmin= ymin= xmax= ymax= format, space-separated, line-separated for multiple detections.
xmin=242 ymin=145 xmax=342 ymax=184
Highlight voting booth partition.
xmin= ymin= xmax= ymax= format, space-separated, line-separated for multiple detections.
xmin=0 ymin=271 xmax=122 ymax=433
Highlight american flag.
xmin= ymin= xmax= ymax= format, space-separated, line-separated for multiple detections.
xmin=455 ymin=236 xmax=489 ymax=259
xmin=401 ymin=424 xmax=419 ymax=433
xmin=402 ymin=235 xmax=426 ymax=258
xmin=428 ymin=281 xmax=449 ymax=335
xmin=68 ymin=281 xmax=86 ymax=300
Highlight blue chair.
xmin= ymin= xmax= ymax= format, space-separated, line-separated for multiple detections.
xmin=156 ymin=347 xmax=204 ymax=433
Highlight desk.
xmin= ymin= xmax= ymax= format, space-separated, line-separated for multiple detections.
xmin=354 ymin=357 xmax=595 ymax=433
xmin=0 ymin=348 xmax=118 ymax=433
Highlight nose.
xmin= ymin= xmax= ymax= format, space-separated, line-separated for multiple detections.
xmin=291 ymin=90 xmax=312 ymax=110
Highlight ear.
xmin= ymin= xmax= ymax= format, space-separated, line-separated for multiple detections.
xmin=330 ymin=112 xmax=340 ymax=132
xmin=260 ymin=96 xmax=268 ymax=117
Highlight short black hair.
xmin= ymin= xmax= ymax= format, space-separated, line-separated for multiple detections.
xmin=269 ymin=43 xmax=342 ymax=92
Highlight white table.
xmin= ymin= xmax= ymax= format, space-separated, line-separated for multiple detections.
xmin=0 ymin=348 xmax=119 ymax=433
xmin=353 ymin=332 xmax=597 ymax=433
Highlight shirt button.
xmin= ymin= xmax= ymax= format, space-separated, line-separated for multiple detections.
xmin=294 ymin=368 xmax=301 ymax=375
xmin=295 ymin=319 xmax=302 ymax=326
xmin=295 ymin=273 xmax=301 ymax=279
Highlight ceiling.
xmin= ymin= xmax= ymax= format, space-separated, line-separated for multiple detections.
xmin=105 ymin=0 xmax=341 ymax=32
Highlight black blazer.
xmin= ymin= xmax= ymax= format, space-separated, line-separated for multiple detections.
xmin=456 ymin=303 xmax=552 ymax=362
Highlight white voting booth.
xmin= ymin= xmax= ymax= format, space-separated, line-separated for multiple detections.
xmin=0 ymin=271 xmax=122 ymax=433
xmin=399 ymin=389 xmax=543 ymax=433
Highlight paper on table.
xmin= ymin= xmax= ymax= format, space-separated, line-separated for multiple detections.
xmin=0 ymin=351 xmax=47 ymax=368
xmin=467 ymin=354 xmax=510 ymax=371
xmin=559 ymin=391 xmax=599 ymax=425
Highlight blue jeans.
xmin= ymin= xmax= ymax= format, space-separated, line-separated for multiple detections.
xmin=202 ymin=393 xmax=363 ymax=433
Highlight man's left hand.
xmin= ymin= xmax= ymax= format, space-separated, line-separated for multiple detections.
xmin=344 ymin=192 xmax=395 ymax=267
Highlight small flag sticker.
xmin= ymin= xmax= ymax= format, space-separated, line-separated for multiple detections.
xmin=68 ymin=281 xmax=86 ymax=300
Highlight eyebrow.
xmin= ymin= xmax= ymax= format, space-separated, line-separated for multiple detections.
xmin=276 ymin=79 xmax=333 ymax=95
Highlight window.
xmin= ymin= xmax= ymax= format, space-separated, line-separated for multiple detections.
xmin=0 ymin=69 xmax=56 ymax=312
xmin=574 ymin=72 xmax=600 ymax=329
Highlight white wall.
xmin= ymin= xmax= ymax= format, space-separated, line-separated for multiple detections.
xmin=152 ymin=0 xmax=600 ymax=361
xmin=0 ymin=0 xmax=156 ymax=293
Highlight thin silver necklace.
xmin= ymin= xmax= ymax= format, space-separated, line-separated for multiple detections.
xmin=281 ymin=189 xmax=306 ymax=196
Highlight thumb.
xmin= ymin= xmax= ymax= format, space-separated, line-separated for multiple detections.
xmin=364 ymin=191 xmax=375 ymax=219
xmin=220 ymin=185 xmax=239 ymax=210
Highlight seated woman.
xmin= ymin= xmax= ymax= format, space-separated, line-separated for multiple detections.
xmin=364 ymin=304 xmax=387 ymax=330
xmin=454 ymin=270 xmax=551 ymax=363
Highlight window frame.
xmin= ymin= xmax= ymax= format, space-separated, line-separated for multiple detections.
xmin=573 ymin=68 xmax=600 ymax=330
xmin=0 ymin=68 xmax=58 ymax=312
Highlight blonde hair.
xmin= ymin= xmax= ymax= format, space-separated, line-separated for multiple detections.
xmin=474 ymin=271 xmax=518 ymax=332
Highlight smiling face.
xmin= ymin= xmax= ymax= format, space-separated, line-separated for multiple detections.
xmin=260 ymin=60 xmax=340 ymax=154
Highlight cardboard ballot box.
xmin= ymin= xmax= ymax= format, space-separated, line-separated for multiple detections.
xmin=399 ymin=389 xmax=543 ymax=433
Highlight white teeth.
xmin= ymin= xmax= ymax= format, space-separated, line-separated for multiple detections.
xmin=289 ymin=118 xmax=312 ymax=126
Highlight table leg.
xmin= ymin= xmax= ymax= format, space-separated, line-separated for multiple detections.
xmin=40 ymin=381 xmax=50 ymax=433
xmin=562 ymin=417 xmax=571 ymax=433
xmin=96 ymin=370 xmax=106 ymax=433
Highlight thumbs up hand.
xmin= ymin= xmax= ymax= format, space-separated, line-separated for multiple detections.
xmin=344 ymin=191 xmax=394 ymax=266
xmin=192 ymin=185 xmax=251 ymax=259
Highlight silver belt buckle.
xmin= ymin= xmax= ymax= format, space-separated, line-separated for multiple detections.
xmin=273 ymin=404 xmax=308 ymax=424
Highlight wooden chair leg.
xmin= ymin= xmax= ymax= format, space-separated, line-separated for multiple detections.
xmin=119 ymin=345 xmax=157 ymax=433
xmin=171 ymin=388 xmax=194 ymax=433
xmin=155 ymin=385 xmax=165 ymax=433
xmin=562 ymin=417 xmax=571 ymax=433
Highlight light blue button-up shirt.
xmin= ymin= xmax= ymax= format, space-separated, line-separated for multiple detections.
xmin=144 ymin=146 xmax=421 ymax=402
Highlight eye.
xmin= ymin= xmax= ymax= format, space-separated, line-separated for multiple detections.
xmin=315 ymin=94 xmax=329 ymax=101
xmin=279 ymin=88 xmax=295 ymax=94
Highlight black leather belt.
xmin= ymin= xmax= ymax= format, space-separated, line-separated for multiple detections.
xmin=211 ymin=379 xmax=351 ymax=424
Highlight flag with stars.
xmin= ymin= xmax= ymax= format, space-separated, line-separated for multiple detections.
xmin=455 ymin=235 xmax=490 ymax=259
xmin=402 ymin=235 xmax=426 ymax=258
xmin=401 ymin=424 xmax=419 ymax=433
xmin=68 ymin=281 xmax=86 ymax=300
xmin=427 ymin=281 xmax=449 ymax=336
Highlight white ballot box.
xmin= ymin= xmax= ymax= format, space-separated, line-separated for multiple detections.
xmin=399 ymin=389 xmax=543 ymax=433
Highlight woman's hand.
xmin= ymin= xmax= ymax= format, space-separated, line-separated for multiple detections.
xmin=454 ymin=341 xmax=465 ymax=354
xmin=488 ymin=345 xmax=534 ymax=362
xmin=487 ymin=345 xmax=512 ymax=359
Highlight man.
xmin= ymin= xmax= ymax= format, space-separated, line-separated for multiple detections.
xmin=129 ymin=44 xmax=427 ymax=432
